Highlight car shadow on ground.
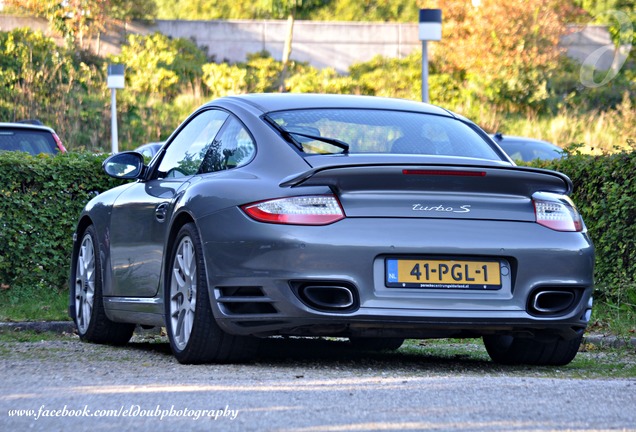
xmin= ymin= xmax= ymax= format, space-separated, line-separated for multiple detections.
xmin=125 ymin=333 xmax=498 ymax=371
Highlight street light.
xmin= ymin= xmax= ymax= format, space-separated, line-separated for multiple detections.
xmin=419 ymin=9 xmax=442 ymax=103
xmin=107 ymin=64 xmax=125 ymax=154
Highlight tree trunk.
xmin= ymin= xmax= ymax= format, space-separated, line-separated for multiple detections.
xmin=278 ymin=14 xmax=295 ymax=92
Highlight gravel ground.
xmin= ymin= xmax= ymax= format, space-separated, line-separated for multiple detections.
xmin=1 ymin=326 xmax=636 ymax=431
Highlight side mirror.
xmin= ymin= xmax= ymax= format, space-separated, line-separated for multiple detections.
xmin=103 ymin=151 xmax=145 ymax=179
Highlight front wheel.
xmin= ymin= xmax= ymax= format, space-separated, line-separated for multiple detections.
xmin=483 ymin=333 xmax=583 ymax=366
xmin=71 ymin=225 xmax=134 ymax=345
xmin=165 ymin=223 xmax=258 ymax=364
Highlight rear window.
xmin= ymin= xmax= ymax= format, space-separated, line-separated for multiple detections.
xmin=266 ymin=109 xmax=501 ymax=160
xmin=0 ymin=128 xmax=59 ymax=155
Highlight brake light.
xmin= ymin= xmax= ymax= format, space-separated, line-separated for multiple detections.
xmin=403 ymin=169 xmax=486 ymax=177
xmin=242 ymin=195 xmax=345 ymax=225
xmin=533 ymin=192 xmax=583 ymax=232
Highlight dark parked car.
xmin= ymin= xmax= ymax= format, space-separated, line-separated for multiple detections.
xmin=70 ymin=94 xmax=594 ymax=365
xmin=0 ymin=121 xmax=66 ymax=155
xmin=491 ymin=133 xmax=563 ymax=162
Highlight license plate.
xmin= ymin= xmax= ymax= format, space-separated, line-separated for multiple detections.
xmin=386 ymin=258 xmax=502 ymax=290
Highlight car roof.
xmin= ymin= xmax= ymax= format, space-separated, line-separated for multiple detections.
xmin=0 ymin=122 xmax=57 ymax=133
xmin=215 ymin=93 xmax=456 ymax=117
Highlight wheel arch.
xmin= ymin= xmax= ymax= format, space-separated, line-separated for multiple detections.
xmin=166 ymin=211 xmax=196 ymax=259
xmin=163 ymin=211 xmax=198 ymax=291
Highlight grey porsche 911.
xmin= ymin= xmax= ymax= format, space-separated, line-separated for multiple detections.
xmin=69 ymin=94 xmax=594 ymax=365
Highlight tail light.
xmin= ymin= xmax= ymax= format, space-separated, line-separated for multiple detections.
xmin=533 ymin=192 xmax=583 ymax=232
xmin=241 ymin=195 xmax=345 ymax=225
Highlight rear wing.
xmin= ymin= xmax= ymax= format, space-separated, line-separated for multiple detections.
xmin=280 ymin=164 xmax=573 ymax=196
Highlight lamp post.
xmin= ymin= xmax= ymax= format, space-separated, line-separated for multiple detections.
xmin=107 ymin=64 xmax=125 ymax=154
xmin=419 ymin=9 xmax=442 ymax=103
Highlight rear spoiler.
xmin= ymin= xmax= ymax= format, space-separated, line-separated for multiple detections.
xmin=280 ymin=164 xmax=573 ymax=196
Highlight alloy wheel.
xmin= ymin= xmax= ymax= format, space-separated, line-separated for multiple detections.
xmin=75 ymin=234 xmax=95 ymax=334
xmin=169 ymin=235 xmax=197 ymax=351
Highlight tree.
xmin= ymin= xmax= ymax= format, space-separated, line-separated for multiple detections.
xmin=573 ymin=0 xmax=634 ymax=17
xmin=111 ymin=32 xmax=207 ymax=98
xmin=153 ymin=0 xmax=238 ymax=20
xmin=310 ymin=0 xmax=419 ymax=22
xmin=4 ymin=0 xmax=156 ymax=51
xmin=152 ymin=0 xmax=422 ymax=22
xmin=153 ymin=0 xmax=326 ymax=91
xmin=250 ymin=1 xmax=326 ymax=90
xmin=433 ymin=0 xmax=577 ymax=111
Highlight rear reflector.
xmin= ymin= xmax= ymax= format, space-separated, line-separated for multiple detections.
xmin=403 ymin=169 xmax=486 ymax=177
xmin=533 ymin=192 xmax=583 ymax=232
xmin=242 ymin=195 xmax=345 ymax=225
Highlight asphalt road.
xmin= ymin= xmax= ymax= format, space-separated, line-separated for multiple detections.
xmin=1 ymin=333 xmax=635 ymax=431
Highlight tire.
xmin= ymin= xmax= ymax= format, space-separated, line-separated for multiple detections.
xmin=349 ymin=337 xmax=405 ymax=351
xmin=165 ymin=223 xmax=258 ymax=364
xmin=483 ymin=333 xmax=583 ymax=366
xmin=71 ymin=225 xmax=135 ymax=345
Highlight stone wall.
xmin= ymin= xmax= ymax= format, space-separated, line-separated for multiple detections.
xmin=0 ymin=15 xmax=617 ymax=72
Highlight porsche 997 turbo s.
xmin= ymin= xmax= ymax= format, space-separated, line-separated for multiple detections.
xmin=69 ymin=94 xmax=594 ymax=365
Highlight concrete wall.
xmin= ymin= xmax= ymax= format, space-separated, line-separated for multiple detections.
xmin=0 ymin=15 xmax=52 ymax=37
xmin=0 ymin=15 xmax=616 ymax=72
xmin=560 ymin=25 xmax=618 ymax=70
xmin=141 ymin=20 xmax=420 ymax=73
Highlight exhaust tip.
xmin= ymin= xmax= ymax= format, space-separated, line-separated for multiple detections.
xmin=293 ymin=282 xmax=358 ymax=312
xmin=529 ymin=290 xmax=577 ymax=315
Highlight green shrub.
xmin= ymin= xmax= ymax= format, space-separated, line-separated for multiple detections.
xmin=531 ymin=148 xmax=636 ymax=310
xmin=1 ymin=148 xmax=635 ymax=319
xmin=0 ymin=152 xmax=125 ymax=302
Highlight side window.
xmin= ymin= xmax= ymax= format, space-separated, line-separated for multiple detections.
xmin=199 ymin=116 xmax=256 ymax=173
xmin=157 ymin=109 xmax=229 ymax=178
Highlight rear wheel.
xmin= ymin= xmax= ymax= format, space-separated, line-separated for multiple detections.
xmin=483 ymin=333 xmax=583 ymax=366
xmin=349 ymin=337 xmax=405 ymax=352
xmin=165 ymin=223 xmax=258 ymax=364
xmin=72 ymin=225 xmax=134 ymax=345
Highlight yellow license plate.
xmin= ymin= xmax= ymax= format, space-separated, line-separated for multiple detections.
xmin=386 ymin=258 xmax=501 ymax=290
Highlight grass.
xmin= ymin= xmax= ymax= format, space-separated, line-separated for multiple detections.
xmin=2 ymin=330 xmax=633 ymax=378
xmin=456 ymin=94 xmax=636 ymax=155
xmin=500 ymin=107 xmax=636 ymax=155
xmin=588 ymin=301 xmax=636 ymax=337
xmin=398 ymin=338 xmax=636 ymax=379
xmin=0 ymin=287 xmax=70 ymax=322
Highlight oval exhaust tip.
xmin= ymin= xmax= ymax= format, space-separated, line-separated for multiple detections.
xmin=300 ymin=285 xmax=355 ymax=311
xmin=532 ymin=290 xmax=576 ymax=314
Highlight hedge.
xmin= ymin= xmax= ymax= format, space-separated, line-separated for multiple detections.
xmin=0 ymin=152 xmax=124 ymax=303
xmin=0 ymin=150 xmax=634 ymax=311
xmin=538 ymin=150 xmax=636 ymax=308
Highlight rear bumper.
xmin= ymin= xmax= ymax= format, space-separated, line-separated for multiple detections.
xmin=214 ymin=295 xmax=593 ymax=340
xmin=199 ymin=209 xmax=594 ymax=340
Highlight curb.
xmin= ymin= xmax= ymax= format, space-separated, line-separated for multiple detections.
xmin=1 ymin=321 xmax=635 ymax=349
xmin=583 ymin=333 xmax=636 ymax=349
xmin=0 ymin=321 xmax=75 ymax=333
